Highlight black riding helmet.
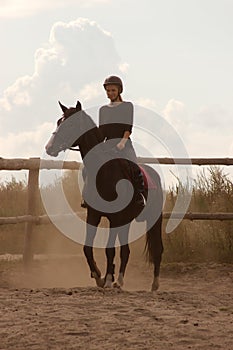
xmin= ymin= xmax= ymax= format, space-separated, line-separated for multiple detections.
xmin=103 ymin=76 xmax=123 ymax=94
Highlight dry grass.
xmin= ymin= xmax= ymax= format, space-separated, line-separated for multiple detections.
xmin=0 ymin=167 xmax=233 ymax=262
xmin=163 ymin=166 xmax=233 ymax=263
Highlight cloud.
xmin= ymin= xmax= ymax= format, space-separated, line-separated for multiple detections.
xmin=78 ymin=82 xmax=101 ymax=103
xmin=0 ymin=122 xmax=53 ymax=158
xmin=162 ymin=99 xmax=187 ymax=127
xmin=160 ymin=99 xmax=233 ymax=157
xmin=0 ymin=0 xmax=110 ymax=18
xmin=135 ymin=98 xmax=158 ymax=111
xmin=196 ymin=104 xmax=232 ymax=129
xmin=118 ymin=62 xmax=129 ymax=73
xmin=0 ymin=75 xmax=33 ymax=111
xmin=0 ymin=18 xmax=120 ymax=116
xmin=0 ymin=18 xmax=122 ymax=126
xmin=0 ymin=17 xmax=125 ymax=157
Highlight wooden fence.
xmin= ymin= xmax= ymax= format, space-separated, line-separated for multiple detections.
xmin=0 ymin=157 xmax=233 ymax=264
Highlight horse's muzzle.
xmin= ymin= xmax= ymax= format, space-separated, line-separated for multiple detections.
xmin=45 ymin=144 xmax=58 ymax=157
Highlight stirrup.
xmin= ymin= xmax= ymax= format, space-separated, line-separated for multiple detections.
xmin=81 ymin=198 xmax=87 ymax=208
xmin=136 ymin=192 xmax=146 ymax=208
xmin=135 ymin=193 xmax=147 ymax=222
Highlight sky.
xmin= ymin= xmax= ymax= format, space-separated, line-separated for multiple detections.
xmin=0 ymin=0 xmax=233 ymax=184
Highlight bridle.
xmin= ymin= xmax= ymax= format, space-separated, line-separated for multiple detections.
xmin=54 ymin=114 xmax=81 ymax=153
xmin=69 ymin=146 xmax=80 ymax=152
xmin=50 ymin=129 xmax=81 ymax=153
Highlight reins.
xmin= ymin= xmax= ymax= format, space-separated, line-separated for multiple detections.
xmin=69 ymin=147 xmax=80 ymax=152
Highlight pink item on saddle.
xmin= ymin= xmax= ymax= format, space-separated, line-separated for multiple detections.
xmin=139 ymin=166 xmax=157 ymax=190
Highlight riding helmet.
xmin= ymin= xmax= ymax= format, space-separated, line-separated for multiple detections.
xmin=103 ymin=75 xmax=123 ymax=93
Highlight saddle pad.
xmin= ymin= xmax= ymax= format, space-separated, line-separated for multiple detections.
xmin=139 ymin=166 xmax=157 ymax=190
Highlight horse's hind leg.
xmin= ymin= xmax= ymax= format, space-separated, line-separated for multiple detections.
xmin=146 ymin=215 xmax=163 ymax=291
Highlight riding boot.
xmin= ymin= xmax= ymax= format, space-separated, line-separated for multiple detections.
xmin=80 ymin=197 xmax=87 ymax=208
xmin=131 ymin=163 xmax=146 ymax=208
xmin=81 ymin=166 xmax=88 ymax=208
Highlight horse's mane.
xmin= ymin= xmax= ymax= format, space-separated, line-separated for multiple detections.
xmin=74 ymin=110 xmax=104 ymax=158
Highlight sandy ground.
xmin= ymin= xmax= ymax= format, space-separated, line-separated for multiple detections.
xmin=0 ymin=254 xmax=233 ymax=350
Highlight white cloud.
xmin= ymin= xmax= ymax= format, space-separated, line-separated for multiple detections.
xmin=0 ymin=17 xmax=124 ymax=157
xmin=162 ymin=99 xmax=187 ymax=127
xmin=78 ymin=82 xmax=101 ymax=103
xmin=0 ymin=122 xmax=53 ymax=158
xmin=118 ymin=62 xmax=129 ymax=73
xmin=0 ymin=75 xmax=33 ymax=111
xmin=0 ymin=18 xmax=120 ymax=117
xmin=159 ymin=99 xmax=233 ymax=157
xmin=0 ymin=0 xmax=110 ymax=18
xmin=135 ymin=98 xmax=158 ymax=111
xmin=196 ymin=104 xmax=232 ymax=129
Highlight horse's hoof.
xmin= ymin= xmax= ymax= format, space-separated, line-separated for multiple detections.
xmin=112 ymin=281 xmax=121 ymax=289
xmin=113 ymin=273 xmax=124 ymax=288
xmin=92 ymin=272 xmax=105 ymax=288
xmin=96 ymin=277 xmax=105 ymax=288
xmin=151 ymin=277 xmax=159 ymax=291
xmin=104 ymin=274 xmax=113 ymax=288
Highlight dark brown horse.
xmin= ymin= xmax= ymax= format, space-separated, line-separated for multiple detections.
xmin=45 ymin=101 xmax=163 ymax=290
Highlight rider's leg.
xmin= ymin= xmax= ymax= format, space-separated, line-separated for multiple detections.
xmin=123 ymin=145 xmax=146 ymax=207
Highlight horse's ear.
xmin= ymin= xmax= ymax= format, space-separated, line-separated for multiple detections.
xmin=76 ymin=101 xmax=82 ymax=111
xmin=58 ymin=101 xmax=68 ymax=113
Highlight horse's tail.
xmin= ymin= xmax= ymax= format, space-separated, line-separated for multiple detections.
xmin=141 ymin=165 xmax=164 ymax=271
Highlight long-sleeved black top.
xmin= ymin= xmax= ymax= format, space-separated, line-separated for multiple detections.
xmin=99 ymin=102 xmax=133 ymax=141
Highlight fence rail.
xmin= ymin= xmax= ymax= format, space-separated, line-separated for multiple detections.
xmin=1 ymin=157 xmax=233 ymax=170
xmin=0 ymin=212 xmax=233 ymax=226
xmin=0 ymin=157 xmax=233 ymax=264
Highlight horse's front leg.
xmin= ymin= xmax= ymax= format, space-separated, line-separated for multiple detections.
xmin=104 ymin=223 xmax=130 ymax=289
xmin=104 ymin=225 xmax=118 ymax=288
xmin=112 ymin=243 xmax=130 ymax=288
xmin=104 ymin=246 xmax=116 ymax=288
xmin=83 ymin=209 xmax=105 ymax=288
xmin=108 ymin=223 xmax=130 ymax=289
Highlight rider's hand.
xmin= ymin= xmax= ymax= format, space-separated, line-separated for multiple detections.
xmin=116 ymin=142 xmax=125 ymax=150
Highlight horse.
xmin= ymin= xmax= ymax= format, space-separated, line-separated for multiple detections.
xmin=45 ymin=101 xmax=164 ymax=291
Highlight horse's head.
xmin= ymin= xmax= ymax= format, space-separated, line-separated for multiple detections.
xmin=45 ymin=100 xmax=83 ymax=157
xmin=46 ymin=100 xmax=101 ymax=158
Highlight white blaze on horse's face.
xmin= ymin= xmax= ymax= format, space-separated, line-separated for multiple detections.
xmin=45 ymin=100 xmax=82 ymax=157
xmin=45 ymin=127 xmax=64 ymax=157
xmin=45 ymin=136 xmax=53 ymax=151
xmin=45 ymin=132 xmax=57 ymax=156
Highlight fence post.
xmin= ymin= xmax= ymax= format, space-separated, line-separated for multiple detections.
xmin=23 ymin=158 xmax=40 ymax=267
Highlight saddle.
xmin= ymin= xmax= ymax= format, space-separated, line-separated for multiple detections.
xmin=118 ymin=159 xmax=157 ymax=191
xmin=139 ymin=166 xmax=157 ymax=190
